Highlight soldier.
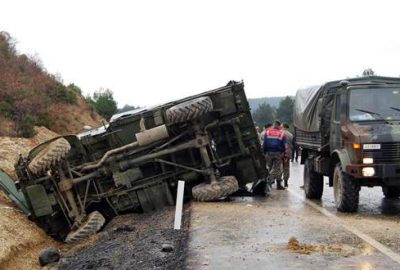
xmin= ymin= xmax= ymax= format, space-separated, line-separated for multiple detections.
xmin=260 ymin=123 xmax=272 ymax=146
xmin=263 ymin=120 xmax=287 ymax=190
xmin=281 ymin=123 xmax=293 ymax=187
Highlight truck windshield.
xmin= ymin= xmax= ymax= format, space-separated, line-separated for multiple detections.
xmin=349 ymin=88 xmax=400 ymax=121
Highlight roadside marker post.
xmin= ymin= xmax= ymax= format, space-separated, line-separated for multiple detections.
xmin=174 ymin=180 xmax=185 ymax=230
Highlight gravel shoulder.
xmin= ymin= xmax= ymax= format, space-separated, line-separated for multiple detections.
xmin=60 ymin=206 xmax=191 ymax=270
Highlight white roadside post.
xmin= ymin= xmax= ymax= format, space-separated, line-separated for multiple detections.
xmin=174 ymin=180 xmax=185 ymax=230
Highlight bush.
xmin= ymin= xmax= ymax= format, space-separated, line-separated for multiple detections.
xmin=88 ymin=88 xmax=118 ymax=120
xmin=48 ymin=82 xmax=77 ymax=104
xmin=67 ymin=83 xmax=82 ymax=95
xmin=36 ymin=114 xmax=51 ymax=128
xmin=0 ymin=102 xmax=14 ymax=118
xmin=18 ymin=116 xmax=36 ymax=138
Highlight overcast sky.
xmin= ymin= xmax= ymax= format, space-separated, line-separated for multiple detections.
xmin=2 ymin=0 xmax=400 ymax=107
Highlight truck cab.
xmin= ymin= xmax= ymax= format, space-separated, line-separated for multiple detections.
xmin=294 ymin=76 xmax=400 ymax=212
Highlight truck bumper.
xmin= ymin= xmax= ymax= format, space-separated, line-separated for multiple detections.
xmin=346 ymin=163 xmax=400 ymax=180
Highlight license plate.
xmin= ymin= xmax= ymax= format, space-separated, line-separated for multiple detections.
xmin=363 ymin=144 xmax=381 ymax=150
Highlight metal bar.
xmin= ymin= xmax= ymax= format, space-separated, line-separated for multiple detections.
xmin=151 ymin=131 xmax=188 ymax=153
xmin=58 ymin=164 xmax=79 ymax=218
xmin=119 ymin=139 xmax=199 ymax=171
xmin=81 ymin=141 xmax=139 ymax=171
xmin=76 ymin=191 xmax=84 ymax=215
xmin=232 ymin=122 xmax=248 ymax=155
xmin=82 ymin=179 xmax=91 ymax=208
xmin=50 ymin=177 xmax=71 ymax=218
xmin=54 ymin=194 xmax=72 ymax=227
xmin=71 ymin=171 xmax=101 ymax=185
xmin=155 ymin=159 xmax=207 ymax=174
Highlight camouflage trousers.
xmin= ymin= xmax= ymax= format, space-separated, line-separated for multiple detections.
xmin=282 ymin=158 xmax=290 ymax=181
xmin=265 ymin=152 xmax=284 ymax=183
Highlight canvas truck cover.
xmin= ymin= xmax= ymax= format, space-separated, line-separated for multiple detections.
xmin=293 ymin=85 xmax=324 ymax=132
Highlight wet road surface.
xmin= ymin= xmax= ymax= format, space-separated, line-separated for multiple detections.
xmin=186 ymin=162 xmax=400 ymax=269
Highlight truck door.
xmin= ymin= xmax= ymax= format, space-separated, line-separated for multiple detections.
xmin=330 ymin=93 xmax=342 ymax=150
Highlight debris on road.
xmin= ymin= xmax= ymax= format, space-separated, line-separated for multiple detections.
xmin=59 ymin=206 xmax=190 ymax=270
xmin=287 ymin=237 xmax=343 ymax=255
xmin=162 ymin=244 xmax=175 ymax=252
xmin=39 ymin=247 xmax=60 ymax=266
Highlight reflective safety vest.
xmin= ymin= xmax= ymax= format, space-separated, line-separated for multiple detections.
xmin=263 ymin=128 xmax=286 ymax=153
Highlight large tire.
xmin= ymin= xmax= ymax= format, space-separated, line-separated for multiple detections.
xmin=28 ymin=138 xmax=71 ymax=175
xmin=333 ymin=163 xmax=359 ymax=212
xmin=192 ymin=176 xmax=239 ymax=201
xmin=382 ymin=186 xmax=400 ymax=199
xmin=65 ymin=211 xmax=105 ymax=244
xmin=166 ymin=97 xmax=213 ymax=124
xmin=303 ymin=158 xmax=323 ymax=199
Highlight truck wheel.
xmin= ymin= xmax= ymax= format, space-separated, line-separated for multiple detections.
xmin=192 ymin=176 xmax=239 ymax=201
xmin=303 ymin=158 xmax=323 ymax=199
xmin=28 ymin=138 xmax=71 ymax=175
xmin=333 ymin=163 xmax=359 ymax=212
xmin=65 ymin=211 xmax=105 ymax=244
xmin=166 ymin=97 xmax=213 ymax=124
xmin=382 ymin=186 xmax=400 ymax=199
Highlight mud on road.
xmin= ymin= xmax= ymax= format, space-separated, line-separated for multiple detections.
xmin=60 ymin=206 xmax=191 ymax=270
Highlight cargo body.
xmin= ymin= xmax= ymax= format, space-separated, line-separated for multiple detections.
xmin=294 ymin=76 xmax=400 ymax=212
xmin=3 ymin=81 xmax=267 ymax=242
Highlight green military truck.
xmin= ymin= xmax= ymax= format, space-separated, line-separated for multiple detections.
xmin=294 ymin=76 xmax=400 ymax=212
xmin=1 ymin=81 xmax=267 ymax=243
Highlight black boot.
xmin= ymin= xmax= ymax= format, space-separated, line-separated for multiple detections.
xmin=277 ymin=180 xmax=285 ymax=190
xmin=284 ymin=180 xmax=288 ymax=188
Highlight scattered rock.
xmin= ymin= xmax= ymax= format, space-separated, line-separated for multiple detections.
xmin=112 ymin=225 xmax=135 ymax=233
xmin=39 ymin=247 xmax=60 ymax=266
xmin=161 ymin=244 xmax=174 ymax=252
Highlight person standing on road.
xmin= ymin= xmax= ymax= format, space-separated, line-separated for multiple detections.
xmin=263 ymin=120 xmax=287 ymax=190
xmin=281 ymin=123 xmax=293 ymax=188
xmin=291 ymin=129 xmax=299 ymax=162
xmin=260 ymin=123 xmax=272 ymax=146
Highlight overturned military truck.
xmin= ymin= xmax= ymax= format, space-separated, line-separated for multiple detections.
xmin=294 ymin=76 xmax=400 ymax=212
xmin=6 ymin=81 xmax=267 ymax=243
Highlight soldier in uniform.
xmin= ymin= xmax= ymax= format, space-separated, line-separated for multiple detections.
xmin=263 ymin=120 xmax=287 ymax=190
xmin=260 ymin=123 xmax=272 ymax=146
xmin=281 ymin=123 xmax=293 ymax=187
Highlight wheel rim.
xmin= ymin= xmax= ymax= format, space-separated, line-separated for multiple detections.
xmin=333 ymin=167 xmax=343 ymax=206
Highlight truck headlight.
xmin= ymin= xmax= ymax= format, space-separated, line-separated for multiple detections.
xmin=362 ymin=167 xmax=375 ymax=177
xmin=363 ymin=158 xmax=373 ymax=164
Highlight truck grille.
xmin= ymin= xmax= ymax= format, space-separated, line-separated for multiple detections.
xmin=364 ymin=142 xmax=400 ymax=163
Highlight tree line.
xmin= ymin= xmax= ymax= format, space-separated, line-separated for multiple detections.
xmin=252 ymin=96 xmax=294 ymax=128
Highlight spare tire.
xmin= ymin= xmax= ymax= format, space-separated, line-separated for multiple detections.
xmin=28 ymin=138 xmax=71 ymax=175
xmin=166 ymin=97 xmax=213 ymax=124
xmin=192 ymin=176 xmax=239 ymax=201
xmin=65 ymin=211 xmax=105 ymax=244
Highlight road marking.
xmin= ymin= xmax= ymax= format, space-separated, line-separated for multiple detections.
xmin=288 ymin=188 xmax=400 ymax=264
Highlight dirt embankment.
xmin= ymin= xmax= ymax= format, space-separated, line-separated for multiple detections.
xmin=0 ymin=126 xmax=61 ymax=270
xmin=48 ymin=96 xmax=103 ymax=135
xmin=0 ymin=126 xmax=58 ymax=179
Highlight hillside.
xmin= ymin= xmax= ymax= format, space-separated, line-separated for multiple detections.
xmin=248 ymin=96 xmax=294 ymax=111
xmin=0 ymin=32 xmax=102 ymax=137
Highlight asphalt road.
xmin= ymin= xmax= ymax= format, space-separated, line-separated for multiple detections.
xmin=186 ymin=162 xmax=400 ymax=270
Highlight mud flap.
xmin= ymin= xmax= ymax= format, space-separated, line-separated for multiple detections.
xmin=0 ymin=170 xmax=31 ymax=215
